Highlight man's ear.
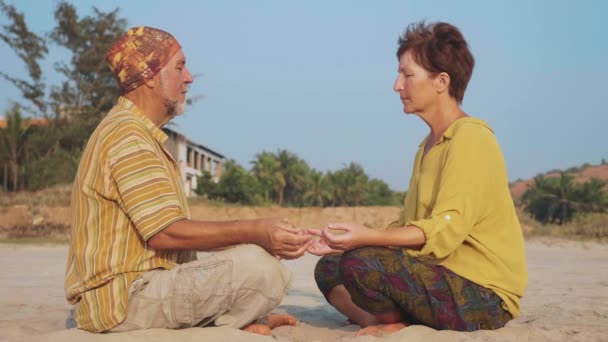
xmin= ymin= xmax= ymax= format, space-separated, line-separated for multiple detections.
xmin=434 ymin=72 xmax=450 ymax=94
xmin=143 ymin=74 xmax=159 ymax=89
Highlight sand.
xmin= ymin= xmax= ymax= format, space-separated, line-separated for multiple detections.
xmin=0 ymin=238 xmax=607 ymax=342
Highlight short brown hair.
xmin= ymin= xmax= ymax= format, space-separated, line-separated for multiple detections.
xmin=397 ymin=21 xmax=474 ymax=103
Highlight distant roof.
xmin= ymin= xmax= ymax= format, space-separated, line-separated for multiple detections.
xmin=0 ymin=117 xmax=49 ymax=129
xmin=162 ymin=126 xmax=225 ymax=159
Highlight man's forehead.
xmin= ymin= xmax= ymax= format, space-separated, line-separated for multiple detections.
xmin=170 ymin=49 xmax=186 ymax=64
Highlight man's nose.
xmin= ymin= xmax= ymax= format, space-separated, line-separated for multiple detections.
xmin=184 ymin=68 xmax=194 ymax=84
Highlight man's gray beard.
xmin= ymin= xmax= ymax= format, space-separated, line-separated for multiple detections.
xmin=164 ymin=99 xmax=186 ymax=118
xmin=164 ymin=99 xmax=177 ymax=117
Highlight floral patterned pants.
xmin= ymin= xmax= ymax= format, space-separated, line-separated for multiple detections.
xmin=314 ymin=247 xmax=512 ymax=331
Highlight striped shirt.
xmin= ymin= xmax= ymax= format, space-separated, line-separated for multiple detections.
xmin=65 ymin=97 xmax=196 ymax=332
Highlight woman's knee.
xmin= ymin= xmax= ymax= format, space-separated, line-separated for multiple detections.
xmin=314 ymin=255 xmax=343 ymax=297
xmin=339 ymin=247 xmax=391 ymax=278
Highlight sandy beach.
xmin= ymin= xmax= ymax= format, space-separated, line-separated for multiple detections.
xmin=0 ymin=238 xmax=607 ymax=342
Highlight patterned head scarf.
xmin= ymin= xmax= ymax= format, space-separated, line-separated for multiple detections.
xmin=106 ymin=26 xmax=181 ymax=93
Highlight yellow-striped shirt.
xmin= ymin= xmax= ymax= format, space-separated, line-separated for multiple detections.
xmin=65 ymin=97 xmax=196 ymax=332
xmin=390 ymin=117 xmax=527 ymax=317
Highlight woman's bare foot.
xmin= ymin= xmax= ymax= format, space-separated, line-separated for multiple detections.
xmin=356 ymin=322 xmax=408 ymax=336
xmin=242 ymin=313 xmax=297 ymax=335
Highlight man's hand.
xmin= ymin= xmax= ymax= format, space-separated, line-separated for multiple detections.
xmin=254 ymin=218 xmax=310 ymax=260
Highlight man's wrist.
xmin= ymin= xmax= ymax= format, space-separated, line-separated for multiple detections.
xmin=237 ymin=219 xmax=263 ymax=245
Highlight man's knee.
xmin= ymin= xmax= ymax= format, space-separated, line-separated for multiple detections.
xmin=230 ymin=244 xmax=292 ymax=292
xmin=231 ymin=244 xmax=281 ymax=272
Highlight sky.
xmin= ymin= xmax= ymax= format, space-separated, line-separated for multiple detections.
xmin=1 ymin=0 xmax=607 ymax=191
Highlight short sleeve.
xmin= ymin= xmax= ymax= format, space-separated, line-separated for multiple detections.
xmin=107 ymin=128 xmax=186 ymax=241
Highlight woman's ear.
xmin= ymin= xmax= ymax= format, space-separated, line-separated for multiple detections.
xmin=434 ymin=72 xmax=450 ymax=94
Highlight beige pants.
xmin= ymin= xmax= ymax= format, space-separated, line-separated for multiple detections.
xmin=110 ymin=244 xmax=292 ymax=332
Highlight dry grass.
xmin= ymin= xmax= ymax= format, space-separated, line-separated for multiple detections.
xmin=0 ymin=224 xmax=70 ymax=242
xmin=521 ymin=212 xmax=608 ymax=242
xmin=2 ymin=187 xmax=606 ymax=243
xmin=0 ymin=185 xmax=72 ymax=208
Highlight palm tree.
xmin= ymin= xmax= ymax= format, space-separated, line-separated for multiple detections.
xmin=0 ymin=104 xmax=32 ymax=191
xmin=304 ymin=170 xmax=332 ymax=207
xmin=251 ymin=151 xmax=285 ymax=204
xmin=330 ymin=163 xmax=369 ymax=206
xmin=276 ymin=149 xmax=311 ymax=206
xmin=522 ymin=173 xmax=579 ymax=224
xmin=576 ymin=177 xmax=607 ymax=213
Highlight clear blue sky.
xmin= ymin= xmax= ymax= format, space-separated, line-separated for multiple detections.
xmin=1 ymin=0 xmax=607 ymax=191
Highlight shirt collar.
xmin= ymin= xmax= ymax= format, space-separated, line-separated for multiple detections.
xmin=418 ymin=117 xmax=492 ymax=147
xmin=116 ymin=96 xmax=169 ymax=144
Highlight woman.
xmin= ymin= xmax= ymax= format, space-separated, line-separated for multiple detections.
xmin=308 ymin=21 xmax=527 ymax=337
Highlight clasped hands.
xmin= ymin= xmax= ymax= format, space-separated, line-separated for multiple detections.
xmin=259 ymin=218 xmax=372 ymax=259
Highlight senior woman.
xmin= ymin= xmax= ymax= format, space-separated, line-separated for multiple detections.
xmin=308 ymin=21 xmax=527 ymax=336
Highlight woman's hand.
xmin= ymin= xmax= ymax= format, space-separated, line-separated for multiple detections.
xmin=322 ymin=222 xmax=375 ymax=251
xmin=306 ymin=223 xmax=377 ymax=256
xmin=306 ymin=228 xmax=342 ymax=256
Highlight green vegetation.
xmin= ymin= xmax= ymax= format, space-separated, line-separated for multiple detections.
xmin=196 ymin=151 xmax=403 ymax=207
xmin=522 ymin=212 xmax=608 ymax=242
xmin=0 ymin=1 xmax=126 ymax=191
xmin=520 ymin=172 xmax=607 ymax=225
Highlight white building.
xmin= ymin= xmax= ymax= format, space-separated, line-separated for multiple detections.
xmin=162 ymin=127 xmax=224 ymax=197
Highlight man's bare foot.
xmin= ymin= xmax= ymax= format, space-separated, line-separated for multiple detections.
xmin=242 ymin=324 xmax=272 ymax=335
xmin=242 ymin=313 xmax=297 ymax=335
xmin=263 ymin=313 xmax=297 ymax=328
xmin=356 ymin=322 xmax=408 ymax=336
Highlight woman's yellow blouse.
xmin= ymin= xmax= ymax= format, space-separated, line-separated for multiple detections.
xmin=392 ymin=117 xmax=527 ymax=317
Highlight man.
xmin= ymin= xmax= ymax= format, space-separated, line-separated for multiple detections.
xmin=65 ymin=26 xmax=310 ymax=335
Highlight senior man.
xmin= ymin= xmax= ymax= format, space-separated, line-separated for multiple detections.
xmin=65 ymin=26 xmax=309 ymax=335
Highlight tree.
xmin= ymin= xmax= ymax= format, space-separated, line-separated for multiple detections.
xmin=329 ymin=163 xmax=369 ymax=206
xmin=576 ymin=177 xmax=607 ymax=213
xmin=525 ymin=173 xmax=577 ymax=224
xmin=0 ymin=1 xmax=128 ymax=190
xmin=391 ymin=191 xmax=407 ymax=205
xmin=520 ymin=172 xmax=606 ymax=224
xmin=0 ymin=104 xmax=32 ymax=191
xmin=194 ymin=170 xmax=217 ymax=199
xmin=303 ymin=170 xmax=332 ymax=207
xmin=212 ymin=160 xmax=262 ymax=205
xmin=251 ymin=151 xmax=284 ymax=204
xmin=49 ymin=2 xmax=127 ymax=148
xmin=365 ymin=179 xmax=393 ymax=205
xmin=277 ymin=150 xmax=312 ymax=206
xmin=251 ymin=149 xmax=312 ymax=206
xmin=0 ymin=0 xmax=48 ymax=114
